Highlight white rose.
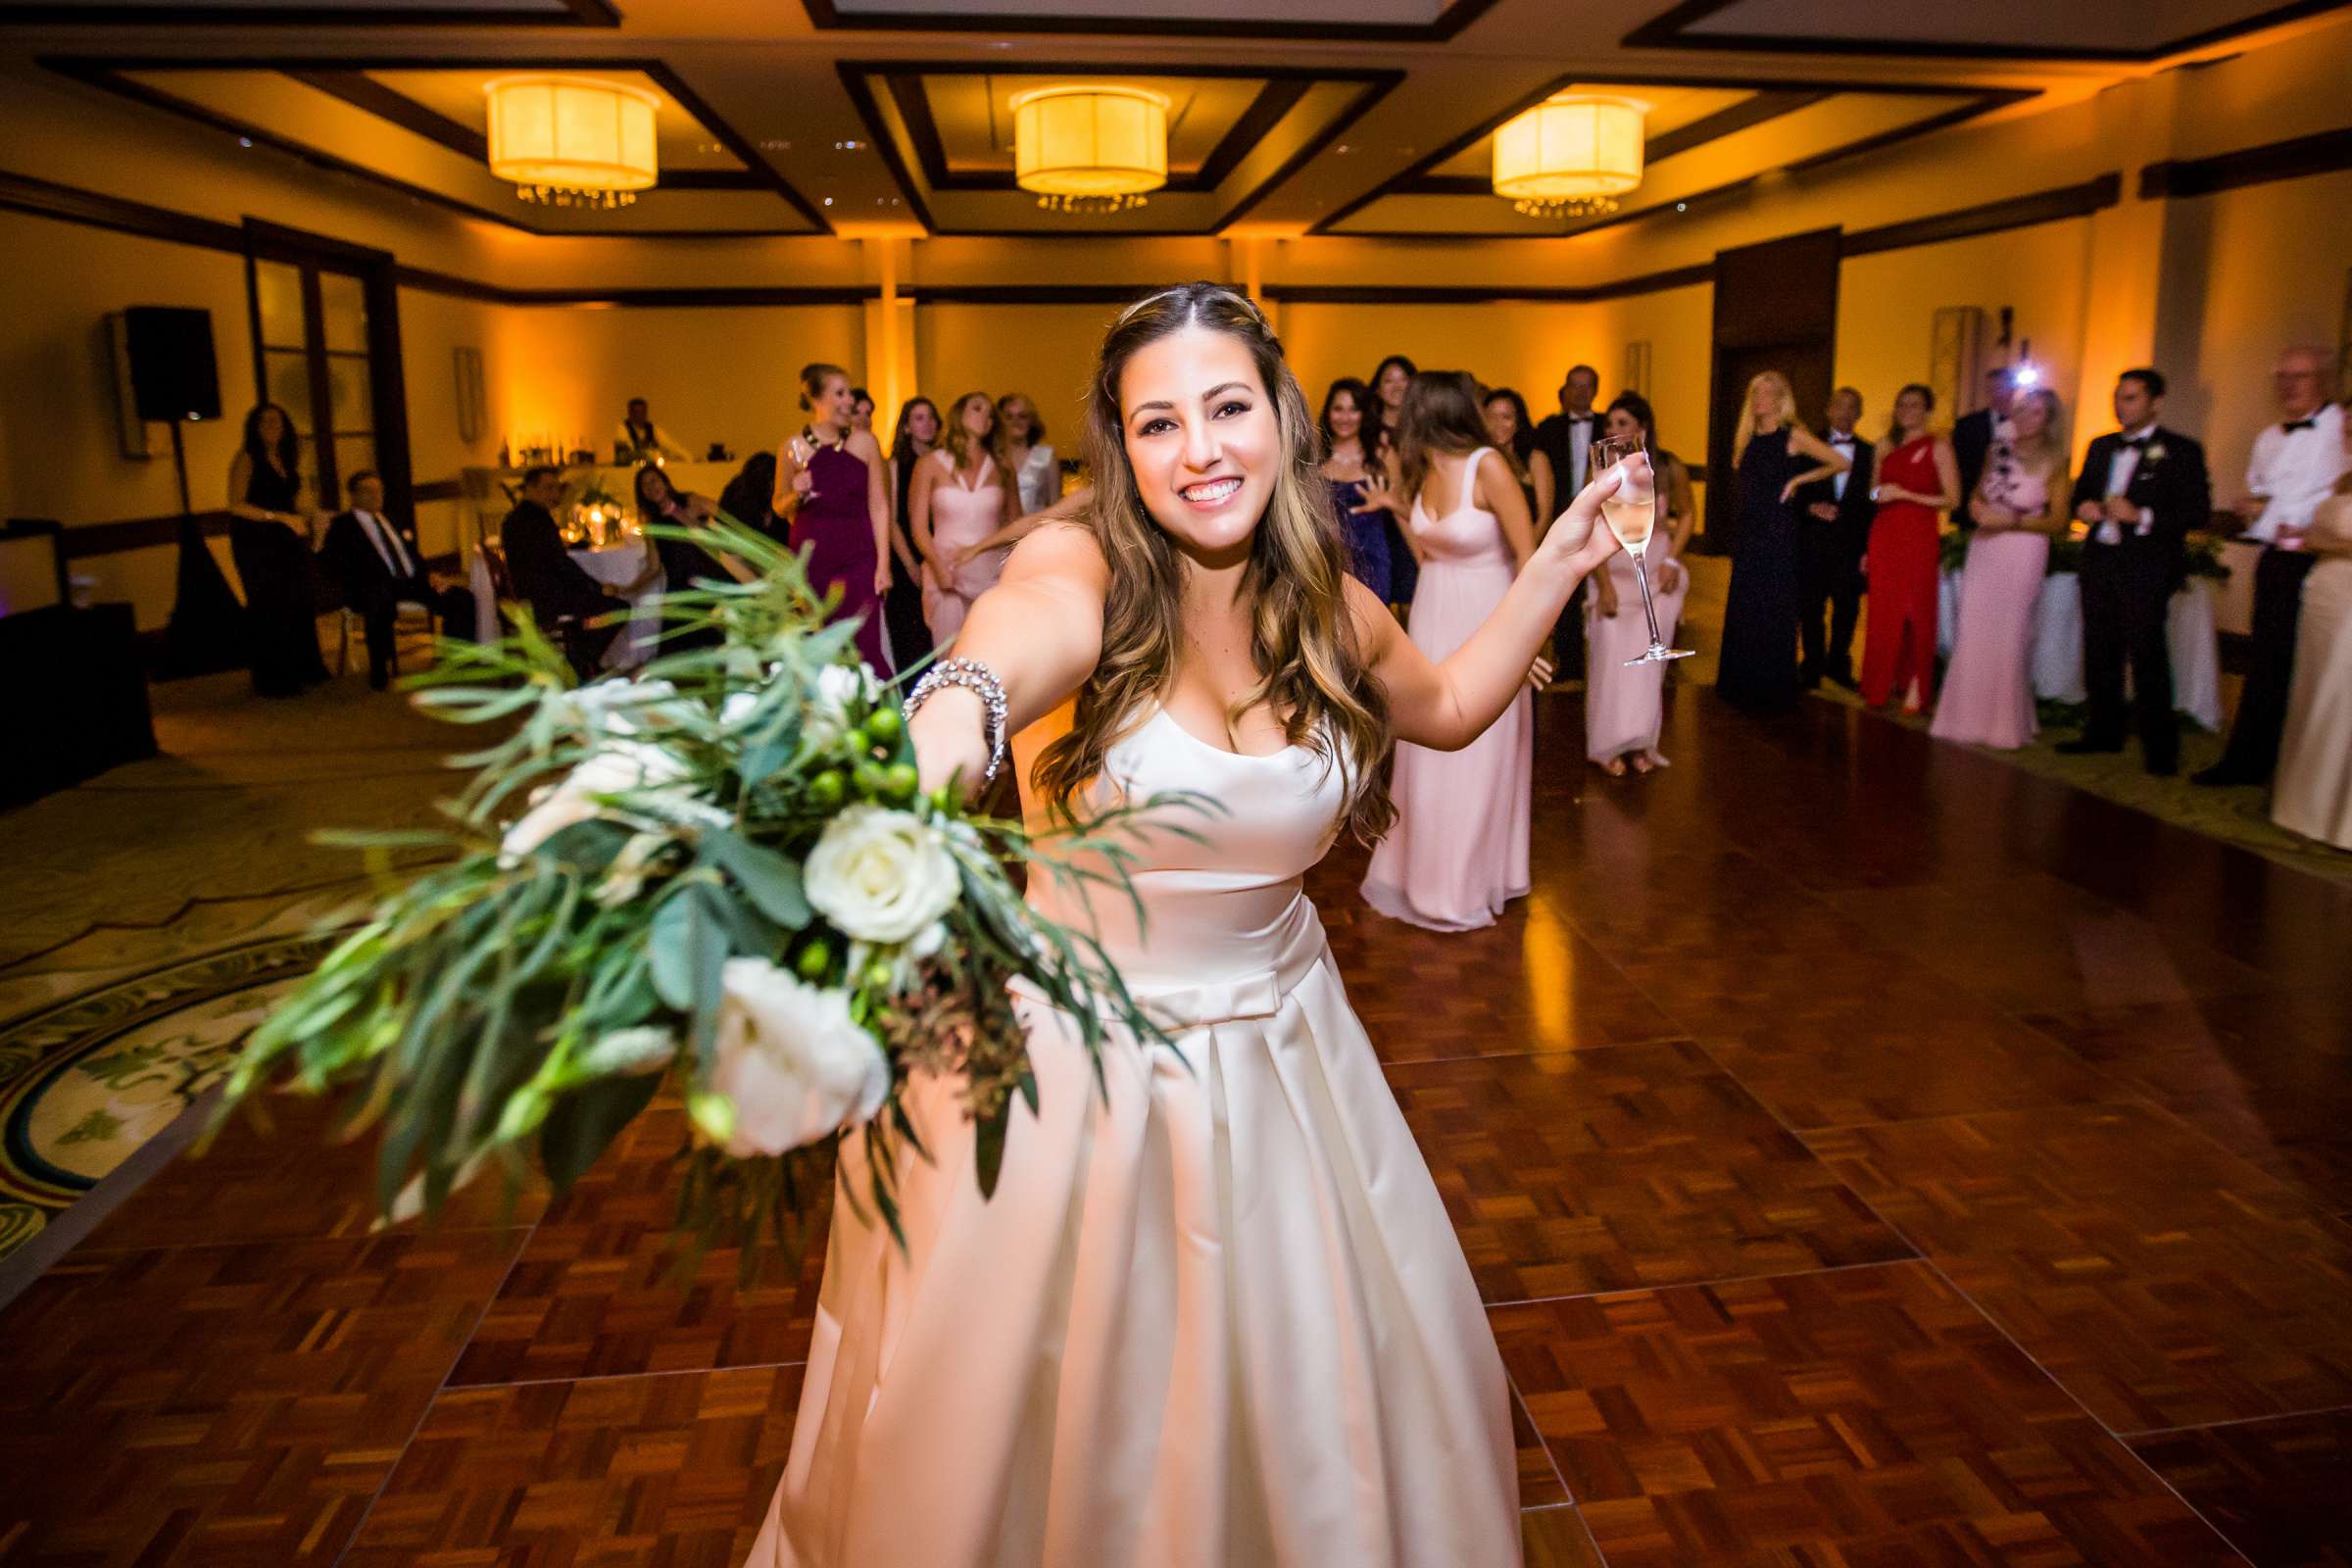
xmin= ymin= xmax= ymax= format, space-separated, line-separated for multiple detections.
xmin=720 ymin=690 xmax=759 ymax=726
xmin=594 ymin=831 xmax=669 ymax=906
xmin=501 ymin=741 xmax=689 ymax=862
xmin=807 ymin=662 xmax=883 ymax=746
xmin=805 ymin=805 xmax=960 ymax=943
xmin=708 ymin=957 xmax=890 ymax=1155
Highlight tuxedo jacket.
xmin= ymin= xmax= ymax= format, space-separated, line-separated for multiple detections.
xmin=2070 ymin=427 xmax=2211 ymax=578
xmin=1795 ymin=436 xmax=1876 ymax=538
xmin=501 ymin=501 xmax=611 ymax=620
xmin=320 ymin=509 xmax=431 ymax=610
xmin=1952 ymin=408 xmax=1997 ymax=527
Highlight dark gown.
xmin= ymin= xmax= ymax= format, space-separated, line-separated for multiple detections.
xmin=1329 ymin=477 xmax=1393 ymax=602
xmin=790 ymin=442 xmax=892 ymax=675
xmin=229 ymin=458 xmax=328 ymax=697
xmin=1716 ymin=427 xmax=1805 ymax=712
xmin=884 ymin=447 xmax=935 ymax=675
xmin=654 ymin=511 xmax=731 ymax=654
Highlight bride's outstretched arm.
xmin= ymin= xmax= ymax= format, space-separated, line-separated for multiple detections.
xmin=1356 ymin=458 xmax=1636 ymax=752
xmin=907 ymin=520 xmax=1108 ymax=797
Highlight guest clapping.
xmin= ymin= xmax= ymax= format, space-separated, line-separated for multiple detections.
xmin=226 ymin=401 xmax=328 ymax=698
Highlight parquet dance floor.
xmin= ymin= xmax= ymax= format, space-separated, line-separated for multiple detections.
xmin=4 ymin=682 xmax=2351 ymax=1565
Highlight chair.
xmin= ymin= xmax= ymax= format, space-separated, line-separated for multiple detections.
xmin=334 ymin=596 xmax=436 ymax=677
xmin=480 ymin=542 xmax=602 ymax=678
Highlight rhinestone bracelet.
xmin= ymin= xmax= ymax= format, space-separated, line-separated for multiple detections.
xmin=902 ymin=657 xmax=1009 ymax=785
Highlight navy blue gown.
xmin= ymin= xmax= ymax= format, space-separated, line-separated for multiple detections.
xmin=1329 ymin=477 xmax=1393 ymax=603
xmin=1716 ymin=427 xmax=1804 ymax=712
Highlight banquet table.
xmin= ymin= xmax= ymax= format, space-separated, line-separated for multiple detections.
xmin=1937 ymin=565 xmax=2223 ymax=730
xmin=468 ymin=539 xmax=663 ymax=670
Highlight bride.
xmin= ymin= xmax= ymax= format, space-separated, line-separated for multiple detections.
xmin=748 ymin=282 xmax=1631 ymax=1567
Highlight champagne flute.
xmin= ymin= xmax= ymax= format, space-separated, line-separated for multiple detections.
xmin=1592 ymin=433 xmax=1693 ymax=666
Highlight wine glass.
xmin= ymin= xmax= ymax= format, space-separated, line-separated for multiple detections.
xmin=1592 ymin=434 xmax=1693 ymax=666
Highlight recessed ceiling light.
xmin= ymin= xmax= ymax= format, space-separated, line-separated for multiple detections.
xmin=1335 ymin=144 xmax=1352 ymax=155
xmin=238 ymin=136 xmax=253 ymax=147
xmin=1676 ymin=202 xmax=1687 ymax=211
xmin=823 ymin=196 xmax=834 ymax=206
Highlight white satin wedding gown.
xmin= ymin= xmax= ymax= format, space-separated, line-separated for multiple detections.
xmin=747 ymin=705 xmax=1522 ymax=1567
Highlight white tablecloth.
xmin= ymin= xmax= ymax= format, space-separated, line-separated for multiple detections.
xmin=467 ymin=541 xmax=662 ymax=670
xmin=1937 ymin=565 xmax=2222 ymax=730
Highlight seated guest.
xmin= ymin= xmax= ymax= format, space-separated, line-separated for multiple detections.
xmin=717 ymin=451 xmax=784 ymax=542
xmin=634 ymin=463 xmax=752 ymax=653
xmin=614 ymin=397 xmax=690 ymax=463
xmin=500 ymin=465 xmax=618 ymax=675
xmin=319 ymin=470 xmax=477 ymax=689
xmin=2273 ymin=427 xmax=2352 ymax=852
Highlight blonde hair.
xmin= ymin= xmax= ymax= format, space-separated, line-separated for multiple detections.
xmin=940 ymin=390 xmax=996 ymax=467
xmin=798 ymin=362 xmax=847 ymax=413
xmin=1731 ymin=370 xmax=1803 ymax=468
xmin=1031 ymin=282 xmax=1395 ymax=844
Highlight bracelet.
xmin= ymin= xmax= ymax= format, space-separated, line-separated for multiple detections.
xmin=903 ymin=658 xmax=1009 ymax=785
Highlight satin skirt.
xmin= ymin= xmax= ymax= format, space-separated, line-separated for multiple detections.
xmin=1931 ymin=530 xmax=2047 ymax=751
xmin=2274 ymin=558 xmax=2352 ymax=851
xmin=1584 ymin=549 xmax=1687 ymax=763
xmin=1361 ymin=556 xmax=1531 ymax=931
xmin=745 ymin=898 xmax=1521 ymax=1568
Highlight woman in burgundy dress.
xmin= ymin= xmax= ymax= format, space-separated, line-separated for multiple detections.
xmin=1859 ymin=384 xmax=1961 ymax=711
xmin=774 ymin=362 xmax=894 ymax=674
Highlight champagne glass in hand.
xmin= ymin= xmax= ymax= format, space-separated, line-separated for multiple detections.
xmin=1592 ymin=433 xmax=1692 ymax=665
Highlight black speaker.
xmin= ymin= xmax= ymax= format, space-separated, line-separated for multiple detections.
xmin=123 ymin=306 xmax=221 ymax=423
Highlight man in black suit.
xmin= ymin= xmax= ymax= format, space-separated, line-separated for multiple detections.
xmin=1796 ymin=386 xmax=1874 ymax=690
xmin=1950 ymin=365 xmax=2017 ymax=532
xmin=2058 ymin=368 xmax=2211 ymax=775
xmin=500 ymin=465 xmax=619 ymax=675
xmin=1531 ymin=364 xmax=1602 ymax=674
xmin=319 ymin=470 xmax=476 ymax=690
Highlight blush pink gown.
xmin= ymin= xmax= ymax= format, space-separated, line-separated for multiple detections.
xmin=1360 ymin=447 xmax=1533 ymax=931
xmin=1931 ymin=451 xmax=2051 ymax=750
xmin=1583 ymin=545 xmax=1689 ymax=763
xmin=921 ymin=449 xmax=1008 ymax=644
xmin=745 ymin=707 xmax=1521 ymax=1568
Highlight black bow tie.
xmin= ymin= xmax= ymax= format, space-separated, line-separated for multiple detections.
xmin=2283 ymin=417 xmax=2317 ymax=434
xmin=2121 ymin=435 xmax=2151 ymax=449
xmin=1831 ymin=435 xmax=1855 ymax=445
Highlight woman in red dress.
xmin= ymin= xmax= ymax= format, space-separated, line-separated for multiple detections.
xmin=1860 ymin=383 xmax=1961 ymax=710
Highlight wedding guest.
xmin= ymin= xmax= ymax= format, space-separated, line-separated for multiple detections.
xmin=319 ymin=469 xmax=476 ymax=689
xmin=1319 ymin=377 xmax=1394 ymax=600
xmin=1951 ymin=365 xmax=2017 ymax=531
xmin=614 ymin=397 xmax=689 ymax=463
xmin=1932 ymin=389 xmax=2069 ymax=749
xmin=1718 ymin=371 xmax=1846 ymax=711
xmin=775 ymin=363 xmax=894 ymax=674
xmin=2195 ymin=346 xmax=2348 ymax=787
xmin=1361 ymin=370 xmax=1537 ymax=931
xmin=501 ymin=465 xmax=619 ymax=675
xmin=1795 ymin=386 xmax=1874 ymax=690
xmin=997 ymin=392 xmax=1059 ymax=514
xmin=1858 ymin=384 xmax=1957 ymax=712
xmin=2273 ymin=426 xmax=2352 ymax=851
xmin=225 ymin=401 xmax=328 ymax=698
xmin=1368 ymin=353 xmax=1417 ymax=453
xmin=911 ymin=390 xmax=1019 ymax=644
xmin=2059 ymin=368 xmax=2211 ymax=775
xmin=884 ymin=395 xmax=942 ymax=672
xmin=717 ymin=450 xmax=782 ymax=541
xmin=1369 ymin=354 xmax=1420 ymax=604
xmin=850 ymin=388 xmax=876 ymax=437
xmin=636 ymin=462 xmax=751 ymax=653
xmin=1586 ymin=392 xmax=1695 ymax=774
xmin=1484 ymin=386 xmax=1554 ymax=524
xmin=1532 ymin=366 xmax=1602 ymax=671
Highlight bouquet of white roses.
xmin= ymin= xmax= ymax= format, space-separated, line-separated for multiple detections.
xmin=213 ymin=519 xmax=1195 ymax=1266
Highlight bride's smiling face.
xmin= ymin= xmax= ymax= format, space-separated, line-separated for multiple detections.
xmin=1119 ymin=323 xmax=1280 ymax=559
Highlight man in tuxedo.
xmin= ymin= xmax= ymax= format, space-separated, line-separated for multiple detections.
xmin=2194 ymin=346 xmax=2347 ymax=787
xmin=2059 ymin=368 xmax=2211 ymax=775
xmin=1796 ymin=386 xmax=1874 ymax=690
xmin=1950 ymin=366 xmax=2017 ymax=531
xmin=319 ymin=470 xmax=476 ymax=690
xmin=500 ymin=465 xmax=620 ymax=675
xmin=615 ymin=397 xmax=690 ymax=464
xmin=1531 ymin=365 xmax=1601 ymax=672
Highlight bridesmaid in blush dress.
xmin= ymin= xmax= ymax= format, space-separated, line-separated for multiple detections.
xmin=776 ymin=362 xmax=894 ymax=675
xmin=1361 ymin=370 xmax=1536 ymax=932
xmin=912 ymin=390 xmax=1020 ymax=644
xmin=1717 ymin=371 xmax=1849 ymax=712
xmin=1585 ymin=393 xmax=1697 ymax=773
xmin=1859 ymin=384 xmax=1961 ymax=711
xmin=1932 ymin=389 xmax=2069 ymax=749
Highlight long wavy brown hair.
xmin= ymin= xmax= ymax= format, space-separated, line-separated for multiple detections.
xmin=940 ymin=390 xmax=997 ymax=468
xmin=1396 ymin=369 xmax=1492 ymax=507
xmin=1031 ymin=281 xmax=1396 ymax=843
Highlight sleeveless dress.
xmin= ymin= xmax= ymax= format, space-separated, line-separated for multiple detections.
xmin=1584 ymin=464 xmax=1690 ymax=763
xmin=1717 ymin=427 xmax=1805 ymax=711
xmin=922 ymin=449 xmax=1010 ymax=645
xmin=1328 ymin=475 xmax=1392 ymax=602
xmin=746 ymin=708 xmax=1521 ymax=1567
xmin=1860 ymin=435 xmax=1943 ymax=709
xmin=2273 ymin=494 xmax=2352 ymax=851
xmin=1360 ymin=448 xmax=1533 ymax=931
xmin=792 ymin=441 xmax=891 ymax=675
xmin=1931 ymin=445 xmax=2051 ymax=749
xmin=229 ymin=458 xmax=327 ymax=697
xmin=884 ymin=447 xmax=935 ymax=675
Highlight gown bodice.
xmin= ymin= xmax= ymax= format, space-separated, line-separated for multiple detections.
xmin=1405 ymin=448 xmax=1510 ymax=566
xmin=928 ymin=449 xmax=1005 ymax=548
xmin=1026 ymin=706 xmax=1351 ymax=986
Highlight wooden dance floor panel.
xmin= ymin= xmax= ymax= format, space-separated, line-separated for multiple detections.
xmin=4 ymin=688 xmax=2350 ymax=1565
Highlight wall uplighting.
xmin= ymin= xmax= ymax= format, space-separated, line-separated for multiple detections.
xmin=486 ymin=75 xmax=660 ymax=207
xmin=1492 ymin=93 xmax=1645 ymax=220
xmin=1012 ymin=84 xmax=1169 ymax=214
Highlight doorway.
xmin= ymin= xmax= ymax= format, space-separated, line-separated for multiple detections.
xmin=1703 ymin=228 xmax=1841 ymax=552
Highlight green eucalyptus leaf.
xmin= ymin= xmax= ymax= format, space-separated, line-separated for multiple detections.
xmin=705 ymin=830 xmax=812 ymax=929
xmin=539 ymin=1071 xmax=663 ymax=1193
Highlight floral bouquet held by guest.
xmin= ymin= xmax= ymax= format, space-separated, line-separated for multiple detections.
xmin=211 ymin=518 xmax=1199 ymax=1260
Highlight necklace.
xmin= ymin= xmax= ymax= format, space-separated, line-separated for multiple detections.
xmin=804 ymin=423 xmax=847 ymax=453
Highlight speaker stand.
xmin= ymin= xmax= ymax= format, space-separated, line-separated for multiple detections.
xmin=158 ymin=417 xmax=249 ymax=679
